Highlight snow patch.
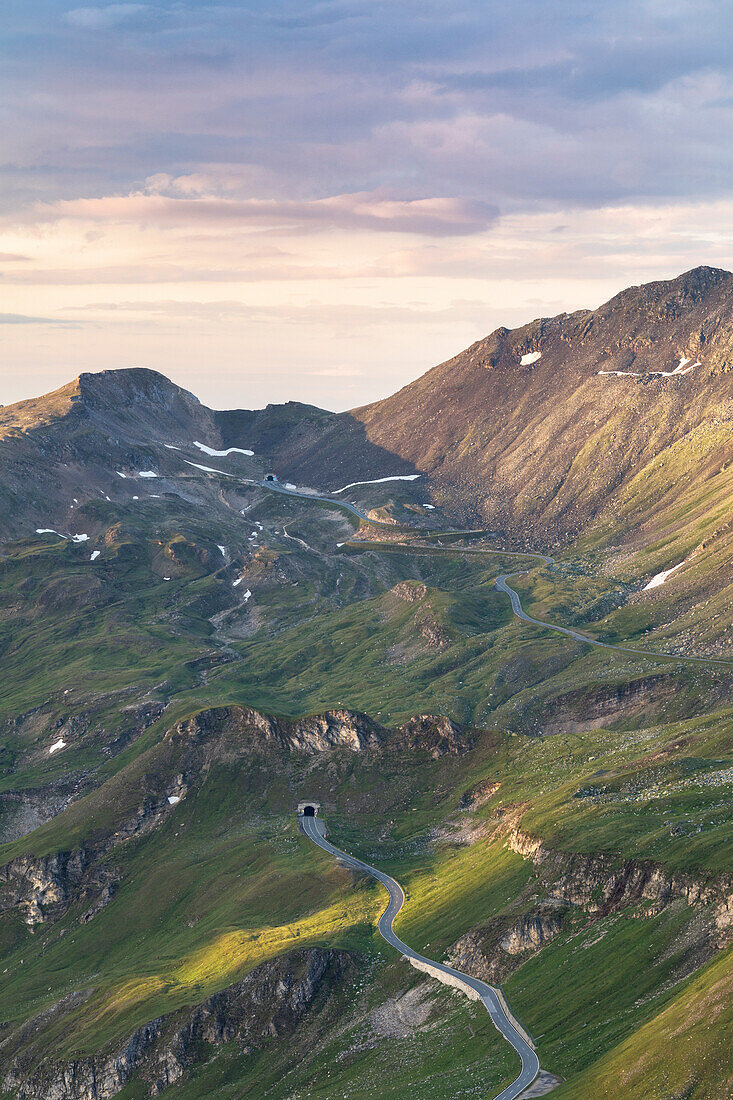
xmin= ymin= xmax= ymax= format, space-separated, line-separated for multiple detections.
xmin=48 ymin=739 xmax=66 ymax=755
xmin=520 ymin=351 xmax=542 ymax=365
xmin=184 ymin=459 xmax=234 ymax=477
xmin=599 ymin=357 xmax=701 ymax=379
xmin=117 ymin=472 xmax=127 ymax=479
xmin=163 ymin=576 xmax=171 ymax=581
xmin=643 ymin=560 xmax=686 ymax=591
xmin=217 ymin=545 xmax=227 ymax=556
xmin=36 ymin=528 xmax=67 ymax=538
xmin=163 ymin=443 xmax=181 ymax=451
xmin=331 ymin=474 xmax=421 ymax=495
xmin=285 ymin=482 xmax=297 ymax=490
xmin=90 ymin=550 xmax=101 ymax=561
xmin=167 ymin=795 xmax=181 ymax=805
xmin=193 ymin=440 xmax=254 ymax=458
xmin=423 ymin=504 xmax=435 ymax=509
xmin=71 ymin=534 xmax=89 ymax=543
xmin=138 ymin=470 xmax=158 ymax=478
xmin=132 ymin=495 xmax=139 ymax=500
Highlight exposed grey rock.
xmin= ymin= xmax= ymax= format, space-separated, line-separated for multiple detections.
xmin=1 ymin=947 xmax=352 ymax=1099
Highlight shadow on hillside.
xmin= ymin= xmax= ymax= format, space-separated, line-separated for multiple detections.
xmin=215 ymin=402 xmax=418 ymax=490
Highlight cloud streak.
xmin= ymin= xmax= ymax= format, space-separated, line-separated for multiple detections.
xmin=35 ymin=188 xmax=497 ymax=237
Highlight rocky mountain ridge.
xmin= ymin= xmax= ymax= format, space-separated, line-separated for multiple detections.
xmin=1 ymin=947 xmax=351 ymax=1100
xmin=1 ymin=266 xmax=731 ymax=548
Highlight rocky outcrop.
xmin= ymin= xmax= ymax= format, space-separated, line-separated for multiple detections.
xmin=1 ymin=947 xmax=352 ymax=1099
xmin=418 ymin=618 xmax=451 ymax=649
xmin=449 ymin=823 xmax=733 ymax=990
xmin=506 ymin=827 xmax=733 ymax=943
xmin=0 ymin=776 xmax=186 ymax=927
xmin=391 ymin=581 xmax=427 ymax=603
xmin=500 ymin=912 xmax=563 ymax=954
xmin=0 ymin=787 xmax=74 ymax=845
xmin=0 ymin=847 xmax=120 ymax=928
xmin=448 ymin=905 xmax=566 ymax=984
xmin=167 ymin=705 xmax=383 ymax=755
xmin=0 ymin=849 xmax=91 ymax=927
xmin=459 ymin=778 xmax=501 ymax=809
xmin=396 ymin=715 xmax=474 ymax=758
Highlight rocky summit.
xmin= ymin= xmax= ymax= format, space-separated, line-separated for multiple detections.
xmin=0 ymin=268 xmax=731 ymax=1100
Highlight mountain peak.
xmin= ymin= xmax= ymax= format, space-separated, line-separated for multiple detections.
xmin=604 ymin=265 xmax=732 ymax=317
xmin=76 ymin=367 xmax=201 ymax=410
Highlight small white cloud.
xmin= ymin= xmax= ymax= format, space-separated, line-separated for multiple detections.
xmin=65 ymin=4 xmax=147 ymax=30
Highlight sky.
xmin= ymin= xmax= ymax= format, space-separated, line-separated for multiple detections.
xmin=1 ymin=0 xmax=733 ymax=410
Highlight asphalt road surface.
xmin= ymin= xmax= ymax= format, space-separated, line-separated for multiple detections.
xmin=495 ymin=571 xmax=733 ymax=668
xmin=256 ymin=478 xmax=400 ymax=527
xmin=301 ymin=812 xmax=540 ymax=1100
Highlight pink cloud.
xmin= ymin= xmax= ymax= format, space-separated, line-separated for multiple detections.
xmin=32 ymin=188 xmax=496 ymax=238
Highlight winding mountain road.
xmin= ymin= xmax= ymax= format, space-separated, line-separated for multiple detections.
xmin=177 ymin=457 xmax=732 ymax=667
xmin=495 ymin=570 xmax=733 ymax=668
xmin=255 ymin=478 xmax=401 ymax=528
xmin=301 ymin=811 xmax=540 ymax=1100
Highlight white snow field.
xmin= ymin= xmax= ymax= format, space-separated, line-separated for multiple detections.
xmin=90 ymin=550 xmax=101 ymax=561
xmin=138 ymin=470 xmax=158 ymax=478
xmin=520 ymin=351 xmax=542 ymax=365
xmin=184 ymin=460 xmax=234 ymax=476
xmin=48 ymin=739 xmax=67 ymax=755
xmin=36 ymin=530 xmax=88 ymax=543
xmin=331 ymin=475 xmax=421 ymax=495
xmin=644 ymin=561 xmax=686 ymax=591
xmin=193 ymin=441 xmax=254 ymax=457
xmin=599 ymin=356 xmax=701 ymax=379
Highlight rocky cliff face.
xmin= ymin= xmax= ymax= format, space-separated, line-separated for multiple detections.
xmin=447 ymin=904 xmax=567 ymax=984
xmin=1 ymin=947 xmax=352 ymax=1099
xmin=448 ymin=820 xmax=733 ymax=987
xmin=167 ymin=704 xmax=384 ymax=756
xmin=506 ymin=827 xmax=733 ymax=934
xmin=0 ymin=777 xmax=186 ymax=927
xmin=0 ymin=848 xmax=92 ymax=927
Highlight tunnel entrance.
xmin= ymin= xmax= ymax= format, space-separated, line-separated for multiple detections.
xmin=303 ymin=805 xmax=315 ymax=817
xmin=297 ymin=801 xmax=320 ymax=817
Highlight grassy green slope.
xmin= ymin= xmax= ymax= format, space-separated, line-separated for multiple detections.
xmin=0 ymin=466 xmax=731 ymax=1098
